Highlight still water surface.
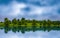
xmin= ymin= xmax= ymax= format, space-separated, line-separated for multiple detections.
xmin=0 ymin=29 xmax=60 ymax=38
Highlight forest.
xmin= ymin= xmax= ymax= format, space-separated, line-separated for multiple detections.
xmin=0 ymin=18 xmax=60 ymax=33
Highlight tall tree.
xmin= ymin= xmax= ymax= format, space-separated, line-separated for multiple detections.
xmin=32 ymin=19 xmax=36 ymax=32
xmin=12 ymin=18 xmax=17 ymax=24
xmin=42 ymin=20 xmax=46 ymax=29
xmin=4 ymin=18 xmax=10 ymax=26
xmin=47 ymin=19 xmax=51 ymax=25
xmin=17 ymin=19 xmax=21 ymax=25
xmin=21 ymin=18 xmax=26 ymax=25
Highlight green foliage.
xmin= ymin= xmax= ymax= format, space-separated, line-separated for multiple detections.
xmin=21 ymin=18 xmax=26 ymax=25
xmin=0 ymin=18 xmax=60 ymax=33
xmin=17 ymin=19 xmax=21 ymax=25
xmin=12 ymin=18 xmax=17 ymax=24
xmin=4 ymin=18 xmax=11 ymax=26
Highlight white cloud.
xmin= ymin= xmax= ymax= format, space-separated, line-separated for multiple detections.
xmin=21 ymin=4 xmax=60 ymax=20
xmin=9 ymin=1 xmax=27 ymax=16
xmin=0 ymin=0 xmax=60 ymax=20
xmin=28 ymin=5 xmax=58 ymax=15
xmin=0 ymin=1 xmax=27 ymax=16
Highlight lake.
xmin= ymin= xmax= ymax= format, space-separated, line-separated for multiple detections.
xmin=0 ymin=29 xmax=60 ymax=38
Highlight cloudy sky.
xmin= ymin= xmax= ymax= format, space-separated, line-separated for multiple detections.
xmin=0 ymin=0 xmax=60 ymax=21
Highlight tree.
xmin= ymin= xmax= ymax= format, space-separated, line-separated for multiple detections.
xmin=47 ymin=19 xmax=51 ymax=25
xmin=12 ymin=18 xmax=17 ymax=24
xmin=21 ymin=18 xmax=26 ymax=25
xmin=21 ymin=18 xmax=25 ymax=21
xmin=32 ymin=19 xmax=36 ymax=32
xmin=17 ymin=19 xmax=21 ymax=25
xmin=4 ymin=18 xmax=10 ymax=26
xmin=43 ymin=20 xmax=46 ymax=25
xmin=47 ymin=19 xmax=51 ymax=30
xmin=4 ymin=18 xmax=10 ymax=33
xmin=42 ymin=20 xmax=47 ymax=31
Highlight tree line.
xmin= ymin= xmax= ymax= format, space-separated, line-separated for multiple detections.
xmin=3 ymin=18 xmax=60 ymax=25
xmin=0 ymin=18 xmax=60 ymax=33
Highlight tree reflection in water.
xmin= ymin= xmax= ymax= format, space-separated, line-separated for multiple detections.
xmin=0 ymin=25 xmax=59 ymax=34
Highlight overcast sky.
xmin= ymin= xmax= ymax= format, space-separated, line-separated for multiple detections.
xmin=0 ymin=0 xmax=60 ymax=21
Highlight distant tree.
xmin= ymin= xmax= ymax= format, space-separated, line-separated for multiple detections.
xmin=17 ymin=19 xmax=22 ymax=30
xmin=47 ymin=19 xmax=51 ymax=29
xmin=17 ymin=19 xmax=21 ymax=25
xmin=17 ymin=19 xmax=20 ymax=22
xmin=32 ymin=20 xmax=35 ymax=25
xmin=21 ymin=18 xmax=25 ymax=21
xmin=4 ymin=18 xmax=10 ymax=26
xmin=21 ymin=18 xmax=26 ymax=25
xmin=4 ymin=18 xmax=11 ymax=33
xmin=42 ymin=20 xmax=46 ymax=28
xmin=12 ymin=18 xmax=17 ymax=24
xmin=0 ymin=21 xmax=3 ymax=23
xmin=43 ymin=20 xmax=46 ymax=25
xmin=47 ymin=19 xmax=51 ymax=25
xmin=32 ymin=19 xmax=36 ymax=32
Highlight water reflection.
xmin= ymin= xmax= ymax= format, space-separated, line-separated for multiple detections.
xmin=0 ymin=25 xmax=60 ymax=34
xmin=0 ymin=30 xmax=60 ymax=38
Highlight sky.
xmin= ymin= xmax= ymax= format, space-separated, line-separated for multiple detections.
xmin=0 ymin=30 xmax=60 ymax=38
xmin=0 ymin=0 xmax=60 ymax=21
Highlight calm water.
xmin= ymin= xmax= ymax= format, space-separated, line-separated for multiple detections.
xmin=0 ymin=29 xmax=60 ymax=38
